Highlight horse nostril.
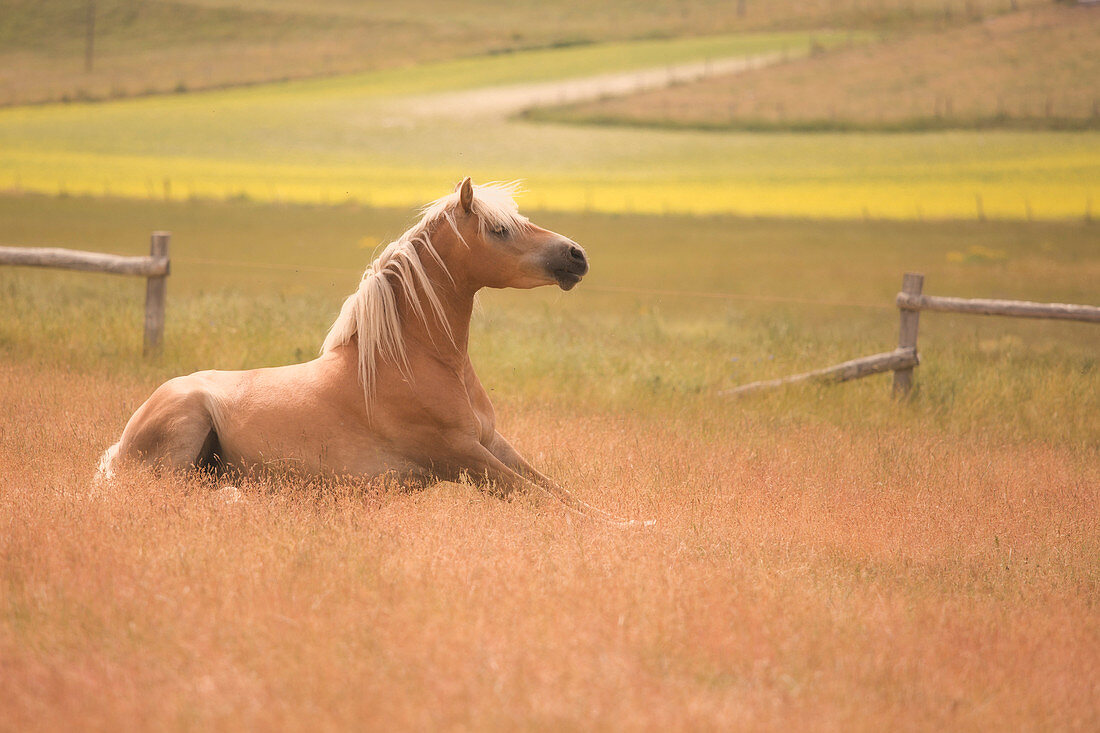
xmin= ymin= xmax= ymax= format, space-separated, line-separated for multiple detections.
xmin=568 ymin=245 xmax=585 ymax=263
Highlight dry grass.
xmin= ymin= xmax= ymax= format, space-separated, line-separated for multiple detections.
xmin=1 ymin=193 xmax=1098 ymax=728
xmin=2 ymin=360 xmax=1098 ymax=730
xmin=0 ymin=0 xmax=1041 ymax=106
xmin=541 ymin=5 xmax=1100 ymax=131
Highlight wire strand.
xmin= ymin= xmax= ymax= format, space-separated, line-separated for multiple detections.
xmin=172 ymin=256 xmax=893 ymax=310
xmin=581 ymin=284 xmax=893 ymax=310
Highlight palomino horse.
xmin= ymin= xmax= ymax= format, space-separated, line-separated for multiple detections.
xmin=97 ymin=179 xmax=646 ymax=526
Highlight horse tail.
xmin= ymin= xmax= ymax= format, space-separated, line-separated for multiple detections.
xmin=92 ymin=442 xmax=120 ymax=491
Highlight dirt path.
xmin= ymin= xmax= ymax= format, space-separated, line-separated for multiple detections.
xmin=406 ymin=52 xmax=785 ymax=119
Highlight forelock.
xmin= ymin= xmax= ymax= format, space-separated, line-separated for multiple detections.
xmin=420 ymin=180 xmax=529 ymax=232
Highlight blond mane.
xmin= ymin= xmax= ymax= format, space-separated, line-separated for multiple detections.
xmin=321 ymin=181 xmax=529 ymax=406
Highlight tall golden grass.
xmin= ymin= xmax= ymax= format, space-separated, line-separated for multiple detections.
xmin=2 ymin=359 xmax=1097 ymax=730
xmin=2 ymin=194 xmax=1097 ymax=728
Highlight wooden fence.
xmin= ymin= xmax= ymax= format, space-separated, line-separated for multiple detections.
xmin=724 ymin=271 xmax=1100 ymax=397
xmin=0 ymin=231 xmax=171 ymax=356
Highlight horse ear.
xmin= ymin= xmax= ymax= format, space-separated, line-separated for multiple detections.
xmin=457 ymin=177 xmax=474 ymax=213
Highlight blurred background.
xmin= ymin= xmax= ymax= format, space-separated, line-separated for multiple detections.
xmin=0 ymin=0 xmax=1097 ymax=216
xmin=0 ymin=0 xmax=1095 ymax=431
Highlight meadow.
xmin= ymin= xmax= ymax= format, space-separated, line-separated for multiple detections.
xmin=1 ymin=193 xmax=1098 ymax=729
xmin=537 ymin=3 xmax=1100 ymax=132
xmin=2 ymin=32 xmax=1098 ymax=220
xmin=0 ymin=0 xmax=1042 ymax=105
xmin=2 ymin=1 xmax=1098 ymax=727
xmin=3 ymin=193 xmax=1098 ymax=439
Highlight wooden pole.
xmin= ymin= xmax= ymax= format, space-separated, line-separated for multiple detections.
xmin=143 ymin=231 xmax=170 ymax=357
xmin=893 ymin=272 xmax=924 ymax=398
xmin=896 ymin=293 xmax=1100 ymax=323
xmin=721 ymin=348 xmax=919 ymax=397
xmin=0 ymin=246 xmax=168 ymax=276
xmin=85 ymin=0 xmax=96 ymax=73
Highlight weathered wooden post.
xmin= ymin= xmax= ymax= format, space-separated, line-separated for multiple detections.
xmin=723 ymin=272 xmax=1096 ymax=398
xmin=893 ymin=272 xmax=924 ymax=398
xmin=143 ymin=231 xmax=170 ymax=357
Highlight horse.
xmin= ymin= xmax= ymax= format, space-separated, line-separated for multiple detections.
xmin=96 ymin=179 xmax=648 ymax=526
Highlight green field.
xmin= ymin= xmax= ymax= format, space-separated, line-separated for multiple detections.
xmin=2 ymin=32 xmax=1098 ymax=220
xmin=3 ymin=194 xmax=1097 ymax=445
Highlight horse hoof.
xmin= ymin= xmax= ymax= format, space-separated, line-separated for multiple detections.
xmin=217 ymin=485 xmax=242 ymax=504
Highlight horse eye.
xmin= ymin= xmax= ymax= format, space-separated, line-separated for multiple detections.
xmin=490 ymin=225 xmax=509 ymax=238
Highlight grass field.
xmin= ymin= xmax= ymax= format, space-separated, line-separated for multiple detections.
xmin=2 ymin=1 xmax=1098 ymax=726
xmin=535 ymin=4 xmax=1100 ymax=132
xmin=1 ymin=193 xmax=1098 ymax=728
xmin=2 ymin=194 xmax=1097 ymax=439
xmin=0 ymin=0 xmax=1041 ymax=105
xmin=2 ymin=33 xmax=1098 ymax=221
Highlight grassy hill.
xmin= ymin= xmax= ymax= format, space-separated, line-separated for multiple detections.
xmin=0 ymin=0 xmax=1043 ymax=106
xmin=1 ymin=32 xmax=1096 ymax=221
xmin=529 ymin=4 xmax=1100 ymax=131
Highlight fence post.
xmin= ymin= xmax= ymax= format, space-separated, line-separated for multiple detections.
xmin=143 ymin=231 xmax=170 ymax=357
xmin=893 ymin=272 xmax=923 ymax=398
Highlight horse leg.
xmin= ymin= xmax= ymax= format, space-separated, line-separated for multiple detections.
xmin=487 ymin=431 xmax=564 ymax=492
xmin=113 ymin=376 xmax=220 ymax=474
xmin=446 ymin=438 xmax=646 ymax=527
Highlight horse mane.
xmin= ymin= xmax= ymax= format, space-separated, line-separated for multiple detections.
xmin=321 ymin=181 xmax=528 ymax=406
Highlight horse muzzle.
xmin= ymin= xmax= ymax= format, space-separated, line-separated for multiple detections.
xmin=549 ymin=242 xmax=589 ymax=291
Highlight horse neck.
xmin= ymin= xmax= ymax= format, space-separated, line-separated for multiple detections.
xmin=397 ymin=243 xmax=474 ymax=367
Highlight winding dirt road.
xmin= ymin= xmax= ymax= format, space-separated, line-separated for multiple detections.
xmin=408 ymin=52 xmax=786 ymax=119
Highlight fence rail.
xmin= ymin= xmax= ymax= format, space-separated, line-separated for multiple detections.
xmin=726 ymin=271 xmax=1098 ymax=399
xmin=0 ymin=232 xmax=171 ymax=356
xmin=0 ymin=246 xmax=169 ymax=277
xmin=721 ymin=348 xmax=917 ymax=396
xmin=896 ymin=292 xmax=1100 ymax=323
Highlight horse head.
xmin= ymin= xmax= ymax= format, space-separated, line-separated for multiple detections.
xmin=437 ymin=177 xmax=589 ymax=293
